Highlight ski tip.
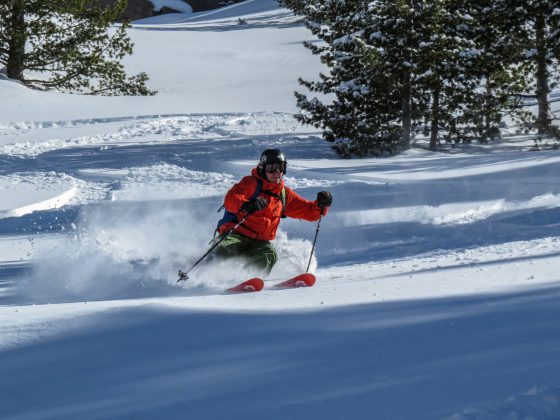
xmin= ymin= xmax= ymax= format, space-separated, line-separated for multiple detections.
xmin=301 ymin=273 xmax=316 ymax=287
xmin=275 ymin=273 xmax=316 ymax=288
xmin=293 ymin=273 xmax=316 ymax=287
xmin=226 ymin=278 xmax=265 ymax=293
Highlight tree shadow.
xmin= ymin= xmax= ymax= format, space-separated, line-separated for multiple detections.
xmin=1 ymin=285 xmax=559 ymax=419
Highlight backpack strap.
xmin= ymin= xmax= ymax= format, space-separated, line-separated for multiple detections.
xmin=280 ymin=187 xmax=286 ymax=218
xmin=251 ymin=178 xmax=263 ymax=201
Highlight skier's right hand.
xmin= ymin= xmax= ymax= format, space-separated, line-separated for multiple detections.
xmin=240 ymin=196 xmax=267 ymax=214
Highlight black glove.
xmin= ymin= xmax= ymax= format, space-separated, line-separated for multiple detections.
xmin=316 ymin=191 xmax=333 ymax=208
xmin=240 ymin=196 xmax=267 ymax=213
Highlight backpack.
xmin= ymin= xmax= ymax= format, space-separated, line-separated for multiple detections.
xmin=216 ymin=178 xmax=286 ymax=231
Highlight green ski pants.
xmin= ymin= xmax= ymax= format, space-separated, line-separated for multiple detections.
xmin=214 ymin=233 xmax=278 ymax=274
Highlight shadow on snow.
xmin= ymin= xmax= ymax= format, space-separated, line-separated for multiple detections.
xmin=0 ymin=286 xmax=559 ymax=419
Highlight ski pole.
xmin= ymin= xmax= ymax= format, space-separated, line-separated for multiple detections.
xmin=306 ymin=216 xmax=322 ymax=273
xmin=177 ymin=213 xmax=252 ymax=282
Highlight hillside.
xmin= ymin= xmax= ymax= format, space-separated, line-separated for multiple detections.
xmin=1 ymin=1 xmax=559 ymax=419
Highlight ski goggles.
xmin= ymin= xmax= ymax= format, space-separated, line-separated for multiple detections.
xmin=265 ymin=162 xmax=286 ymax=173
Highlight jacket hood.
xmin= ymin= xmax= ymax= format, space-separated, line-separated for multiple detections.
xmin=252 ymin=167 xmax=284 ymax=194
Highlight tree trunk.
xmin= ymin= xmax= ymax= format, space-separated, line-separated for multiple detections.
xmin=401 ymin=70 xmax=412 ymax=150
xmin=429 ymin=88 xmax=440 ymax=151
xmin=535 ymin=12 xmax=550 ymax=134
xmin=483 ymin=75 xmax=493 ymax=141
xmin=6 ymin=0 xmax=26 ymax=82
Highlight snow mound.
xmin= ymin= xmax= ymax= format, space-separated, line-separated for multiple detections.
xmin=88 ymin=164 xmax=236 ymax=201
xmin=135 ymin=0 xmax=291 ymax=25
xmin=0 ymin=172 xmax=108 ymax=219
xmin=149 ymin=0 xmax=192 ymax=14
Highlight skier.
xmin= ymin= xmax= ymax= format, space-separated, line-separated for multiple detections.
xmin=214 ymin=148 xmax=332 ymax=274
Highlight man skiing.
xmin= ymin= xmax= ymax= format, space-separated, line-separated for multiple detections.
xmin=214 ymin=148 xmax=332 ymax=274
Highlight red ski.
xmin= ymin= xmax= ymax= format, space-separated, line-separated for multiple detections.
xmin=274 ymin=273 xmax=316 ymax=288
xmin=226 ymin=278 xmax=264 ymax=293
xmin=225 ymin=274 xmax=316 ymax=293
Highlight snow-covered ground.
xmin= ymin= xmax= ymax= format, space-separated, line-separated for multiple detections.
xmin=1 ymin=1 xmax=559 ymax=419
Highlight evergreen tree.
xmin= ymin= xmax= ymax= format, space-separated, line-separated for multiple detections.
xmin=0 ymin=0 xmax=155 ymax=95
xmin=529 ymin=0 xmax=560 ymax=135
xmin=409 ymin=1 xmax=482 ymax=149
xmin=457 ymin=1 xmax=528 ymax=142
xmin=492 ymin=0 xmax=560 ymax=135
xmin=278 ymin=0 xmax=307 ymax=15
xmin=288 ymin=0 xmax=483 ymax=155
xmin=292 ymin=0 xmax=412 ymax=157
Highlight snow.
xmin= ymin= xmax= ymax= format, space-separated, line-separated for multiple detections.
xmin=1 ymin=1 xmax=560 ymax=419
xmin=149 ymin=0 xmax=193 ymax=14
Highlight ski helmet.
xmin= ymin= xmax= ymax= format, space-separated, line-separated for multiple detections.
xmin=257 ymin=148 xmax=287 ymax=177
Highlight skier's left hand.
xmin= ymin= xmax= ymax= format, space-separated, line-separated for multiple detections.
xmin=316 ymin=191 xmax=333 ymax=208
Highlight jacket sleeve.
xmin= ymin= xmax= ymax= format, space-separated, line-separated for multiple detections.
xmin=224 ymin=176 xmax=258 ymax=214
xmin=284 ymin=187 xmax=328 ymax=221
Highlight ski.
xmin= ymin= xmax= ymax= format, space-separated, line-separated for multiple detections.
xmin=226 ymin=278 xmax=265 ymax=293
xmin=225 ymin=273 xmax=316 ymax=293
xmin=274 ymin=273 xmax=316 ymax=288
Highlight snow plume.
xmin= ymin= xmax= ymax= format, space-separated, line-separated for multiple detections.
xmin=19 ymin=199 xmax=217 ymax=302
xmin=272 ymin=230 xmax=316 ymax=278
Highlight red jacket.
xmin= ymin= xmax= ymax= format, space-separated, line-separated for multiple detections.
xmin=219 ymin=168 xmax=327 ymax=241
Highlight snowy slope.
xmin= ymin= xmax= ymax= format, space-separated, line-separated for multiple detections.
xmin=1 ymin=1 xmax=559 ymax=419
xmin=0 ymin=0 xmax=315 ymax=121
xmin=138 ymin=0 xmax=286 ymax=24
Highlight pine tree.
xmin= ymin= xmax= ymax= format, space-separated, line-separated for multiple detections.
xmin=496 ymin=0 xmax=560 ymax=135
xmin=409 ymin=1 xmax=483 ymax=149
xmin=0 ymin=0 xmax=155 ymax=95
xmin=277 ymin=0 xmax=307 ymax=15
xmin=291 ymin=0 xmax=413 ymax=157
xmin=530 ymin=1 xmax=560 ymax=135
xmin=288 ymin=0 xmax=483 ymax=155
xmin=457 ymin=1 xmax=528 ymax=142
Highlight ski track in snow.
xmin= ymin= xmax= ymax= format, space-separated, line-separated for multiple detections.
xmin=0 ymin=112 xmax=318 ymax=157
xmin=332 ymin=193 xmax=560 ymax=227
